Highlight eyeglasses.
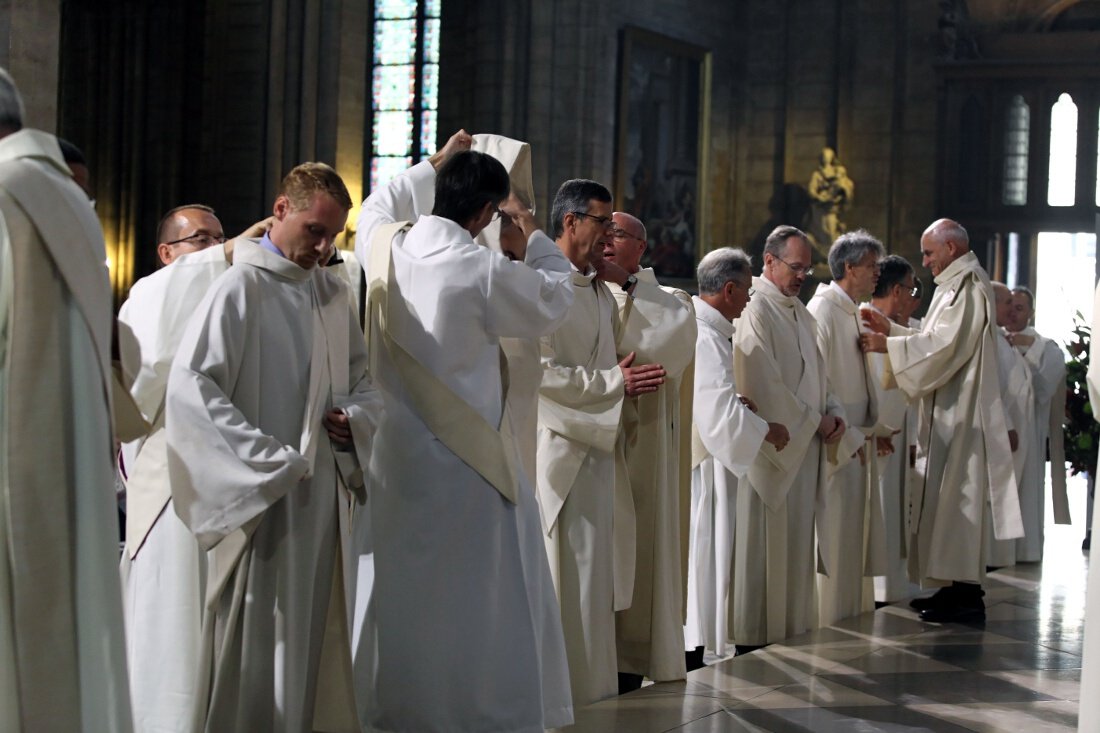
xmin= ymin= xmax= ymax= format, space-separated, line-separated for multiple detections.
xmin=572 ymin=211 xmax=614 ymax=228
xmin=772 ymin=254 xmax=810 ymax=276
xmin=609 ymin=226 xmax=646 ymax=244
xmin=907 ymin=281 xmax=922 ymax=298
xmin=164 ymin=232 xmax=227 ymax=248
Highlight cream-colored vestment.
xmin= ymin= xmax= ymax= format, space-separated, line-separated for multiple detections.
xmin=684 ymin=297 xmax=767 ymax=656
xmin=167 ymin=240 xmax=381 ymax=733
xmin=883 ymin=252 xmax=1022 ymax=586
xmin=731 ymin=275 xmax=839 ymax=645
xmin=0 ymin=129 xmax=133 ymax=732
xmin=807 ymin=282 xmax=877 ymax=626
xmin=612 ymin=269 xmax=696 ymax=681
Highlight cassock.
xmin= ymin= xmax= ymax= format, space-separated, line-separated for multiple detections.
xmin=612 ymin=269 xmax=696 ymax=682
xmin=167 ymin=238 xmax=381 ymax=733
xmin=867 ymin=309 xmax=921 ymax=603
xmin=882 ymin=252 xmax=1022 ymax=586
xmin=0 ymin=128 xmax=133 ymax=732
xmin=356 ymin=201 xmax=575 ymax=729
xmin=984 ymin=333 xmax=1034 ymax=568
xmin=732 ymin=275 xmax=838 ymax=646
xmin=1013 ymin=326 xmax=1070 ymax=561
xmin=807 ymin=282 xmax=877 ymax=626
xmin=117 ymin=244 xmax=230 ymax=733
xmin=537 ymin=269 xmax=625 ymax=706
xmin=684 ymin=296 xmax=768 ymax=656
xmin=1078 ymin=279 xmax=1100 ymax=733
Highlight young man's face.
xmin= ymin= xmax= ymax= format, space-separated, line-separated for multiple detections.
xmin=271 ymin=193 xmax=349 ymax=270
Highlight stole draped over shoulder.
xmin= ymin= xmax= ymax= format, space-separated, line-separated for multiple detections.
xmin=166 ymin=239 xmax=381 ymax=733
xmin=883 ymin=252 xmax=1022 ymax=586
xmin=684 ymin=296 xmax=768 ymax=656
xmin=0 ymin=129 xmax=133 ymax=732
xmin=117 ymin=244 xmax=231 ymax=733
xmin=355 ymin=156 xmax=575 ymax=733
xmin=612 ymin=269 xmax=697 ymax=682
xmin=731 ymin=275 xmax=836 ymax=646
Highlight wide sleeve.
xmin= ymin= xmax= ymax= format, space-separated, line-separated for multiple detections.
xmin=886 ymin=279 xmax=986 ymax=400
xmin=733 ymin=306 xmax=822 ymax=475
xmin=166 ymin=278 xmax=310 ymax=550
xmin=617 ymin=283 xmax=697 ymax=378
xmin=337 ymin=299 xmax=385 ymax=476
xmin=354 ymin=160 xmax=436 ymax=267
xmin=539 ymin=330 xmax=625 ymax=452
xmin=485 ymin=231 xmax=574 ymax=338
xmin=693 ymin=329 xmax=768 ymax=477
xmin=1024 ymin=338 xmax=1066 ymax=405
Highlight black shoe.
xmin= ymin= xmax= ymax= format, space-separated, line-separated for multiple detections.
xmin=617 ymin=672 xmax=644 ymax=695
xmin=919 ymin=604 xmax=986 ymax=623
xmin=909 ymin=586 xmax=954 ymax=611
xmin=685 ymin=646 xmax=706 ymax=672
xmin=734 ymin=644 xmax=765 ymax=656
xmin=874 ymin=601 xmax=890 ymax=610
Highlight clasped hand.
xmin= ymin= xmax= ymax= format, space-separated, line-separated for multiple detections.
xmin=619 ymin=351 xmax=665 ymax=396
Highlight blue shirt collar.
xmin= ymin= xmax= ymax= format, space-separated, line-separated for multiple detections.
xmin=259 ymin=232 xmax=286 ymax=259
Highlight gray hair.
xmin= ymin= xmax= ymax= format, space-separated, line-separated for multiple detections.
xmin=763 ymin=225 xmax=807 ymax=259
xmin=828 ymin=229 xmax=885 ymax=280
xmin=697 ymin=247 xmax=752 ymax=295
xmin=550 ymin=179 xmax=611 ymax=238
xmin=1012 ymin=285 xmax=1035 ymax=311
xmin=0 ymin=68 xmax=24 ymax=132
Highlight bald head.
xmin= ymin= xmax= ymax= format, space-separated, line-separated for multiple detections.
xmin=920 ymin=218 xmax=970 ymax=277
xmin=991 ymin=281 xmax=1013 ymax=328
xmin=603 ymin=211 xmax=648 ymax=274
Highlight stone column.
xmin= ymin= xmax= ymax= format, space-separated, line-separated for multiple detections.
xmin=0 ymin=0 xmax=61 ymax=132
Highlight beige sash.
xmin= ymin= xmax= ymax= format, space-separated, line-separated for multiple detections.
xmin=367 ymin=221 xmax=518 ymax=504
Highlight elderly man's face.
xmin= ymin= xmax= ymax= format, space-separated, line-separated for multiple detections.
xmin=920 ymin=233 xmax=954 ymax=277
xmin=603 ymin=212 xmax=646 ymax=274
xmin=270 ymin=192 xmax=349 ymax=270
xmin=1008 ymin=292 xmax=1032 ymax=332
xmin=764 ymin=236 xmax=812 ymax=297
xmin=845 ymin=250 xmax=881 ymax=300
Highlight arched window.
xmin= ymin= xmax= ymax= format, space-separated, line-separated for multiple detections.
xmin=1002 ymin=95 xmax=1030 ymax=206
xmin=1047 ymin=92 xmax=1078 ymax=206
xmin=370 ymin=0 xmax=441 ymax=191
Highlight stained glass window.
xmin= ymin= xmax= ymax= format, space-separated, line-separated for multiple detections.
xmin=1047 ymin=93 xmax=1078 ymax=207
xmin=1002 ymin=95 xmax=1029 ymax=206
xmin=370 ymin=0 xmax=441 ymax=191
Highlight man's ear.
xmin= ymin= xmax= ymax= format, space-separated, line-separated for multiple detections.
xmin=273 ymin=195 xmax=290 ymax=221
xmin=157 ymin=242 xmax=174 ymax=266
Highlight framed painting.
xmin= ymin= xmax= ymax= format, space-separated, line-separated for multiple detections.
xmin=614 ymin=26 xmax=711 ymax=282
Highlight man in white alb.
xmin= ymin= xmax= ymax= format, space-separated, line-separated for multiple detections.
xmin=0 ymin=66 xmax=133 ymax=733
xmin=355 ymin=147 xmax=576 ymax=732
xmin=1006 ymin=286 xmax=1071 ymax=560
xmin=861 ymin=219 xmax=1022 ymax=623
xmin=602 ymin=211 xmax=697 ymax=692
xmin=732 ymin=225 xmax=848 ymax=652
xmin=537 ymin=178 xmax=666 ymax=705
xmin=807 ymin=230 xmax=884 ymax=626
xmin=167 ymin=163 xmax=381 ymax=732
xmin=685 ymin=247 xmax=787 ymax=659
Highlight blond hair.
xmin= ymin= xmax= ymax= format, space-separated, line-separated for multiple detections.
xmin=280 ymin=162 xmax=352 ymax=211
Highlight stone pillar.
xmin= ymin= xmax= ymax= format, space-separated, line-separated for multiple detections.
xmin=0 ymin=0 xmax=61 ymax=132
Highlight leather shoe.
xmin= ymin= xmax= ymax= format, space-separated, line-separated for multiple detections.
xmin=919 ymin=604 xmax=986 ymax=623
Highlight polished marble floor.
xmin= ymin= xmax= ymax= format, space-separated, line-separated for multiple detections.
xmin=556 ymin=484 xmax=1091 ymax=732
